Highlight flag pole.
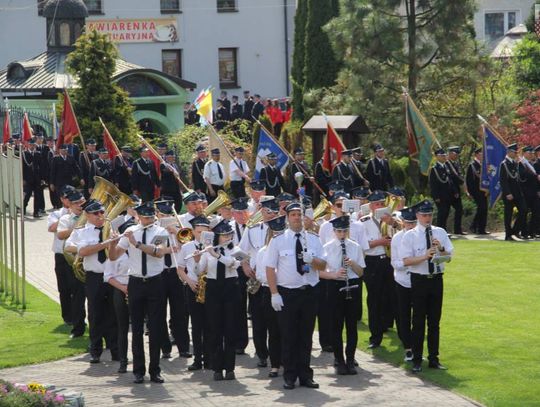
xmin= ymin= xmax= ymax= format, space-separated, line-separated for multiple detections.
xmin=64 ymin=90 xmax=90 ymax=166
xmin=207 ymin=125 xmax=244 ymax=173
xmin=476 ymin=115 xmax=508 ymax=144
xmin=98 ymin=117 xmax=127 ymax=167
xmin=253 ymin=117 xmax=327 ymax=197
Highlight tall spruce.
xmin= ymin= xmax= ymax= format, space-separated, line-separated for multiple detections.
xmin=291 ymin=0 xmax=308 ymax=120
xmin=64 ymin=30 xmax=138 ymax=146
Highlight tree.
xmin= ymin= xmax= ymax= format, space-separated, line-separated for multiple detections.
xmin=64 ymin=30 xmax=138 ymax=147
xmin=512 ymin=34 xmax=540 ymax=96
xmin=291 ymin=0 xmax=308 ymax=120
xmin=525 ymin=0 xmax=540 ymax=32
xmin=514 ymin=90 xmax=540 ymax=147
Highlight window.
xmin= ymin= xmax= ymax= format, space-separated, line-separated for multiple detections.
xmin=161 ymin=0 xmax=181 ymax=13
xmin=59 ymin=22 xmax=70 ymax=46
xmin=217 ymin=0 xmax=237 ymax=12
xmin=37 ymin=0 xmax=45 ymax=16
xmin=218 ymin=48 xmax=238 ymax=88
xmin=162 ymin=50 xmax=182 ymax=77
xmin=117 ymin=75 xmax=169 ymax=97
xmin=485 ymin=11 xmax=518 ymax=41
xmin=84 ymin=0 xmax=103 ymax=14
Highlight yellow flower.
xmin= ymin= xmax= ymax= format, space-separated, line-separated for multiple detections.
xmin=27 ymin=382 xmax=46 ymax=394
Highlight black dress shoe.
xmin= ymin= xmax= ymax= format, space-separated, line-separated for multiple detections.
xmin=283 ymin=380 xmax=295 ymax=390
xmin=336 ymin=363 xmax=348 ymax=375
xmin=111 ymin=354 xmax=120 ymax=362
xmin=299 ymin=379 xmax=319 ymax=389
xmin=89 ymin=356 xmax=100 ymax=364
xmin=257 ymin=358 xmax=268 ymax=368
xmin=478 ymin=231 xmax=491 ymax=235
xmin=235 ymin=349 xmax=246 ymax=355
xmin=213 ymin=371 xmax=224 ymax=381
xmin=367 ymin=342 xmax=380 ymax=349
xmin=179 ymin=351 xmax=193 ymax=358
xmin=150 ymin=374 xmax=165 ymax=383
xmin=118 ymin=362 xmax=128 ymax=374
xmin=133 ymin=374 xmax=144 ymax=384
xmin=188 ymin=362 xmax=202 ymax=371
xmin=268 ymin=371 xmax=278 ymax=378
xmin=224 ymin=371 xmax=235 ymax=380
xmin=428 ymin=362 xmax=447 ymax=370
xmin=346 ymin=360 xmax=357 ymax=375
xmin=455 ymin=231 xmax=468 ymax=235
xmin=69 ymin=332 xmax=83 ymax=339
xmin=161 ymin=353 xmax=171 ymax=359
xmin=412 ymin=364 xmax=422 ymax=373
xmin=354 ymin=359 xmax=359 ymax=367
xmin=321 ymin=345 xmax=333 ymax=353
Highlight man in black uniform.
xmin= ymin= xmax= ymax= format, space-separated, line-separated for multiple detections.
xmin=252 ymin=94 xmax=265 ymax=120
xmin=89 ymin=148 xmax=113 ymax=193
xmin=34 ymin=134 xmax=47 ymax=215
xmin=22 ymin=138 xmax=45 ymax=218
xmin=445 ymin=146 xmax=466 ymax=235
xmin=113 ymin=146 xmax=133 ymax=195
xmin=45 ymin=137 xmax=62 ymax=209
xmin=351 ymin=147 xmax=369 ymax=188
xmin=288 ymin=148 xmax=313 ymax=198
xmin=50 ymin=144 xmax=82 ymax=198
xmin=314 ymin=150 xmax=332 ymax=203
xmin=518 ymin=146 xmax=539 ymax=239
xmin=231 ymin=96 xmax=243 ymax=120
xmin=160 ymin=150 xmax=183 ymax=213
xmin=499 ymin=143 xmax=527 ymax=241
xmin=79 ymin=139 xmax=98 ymax=199
xmin=534 ymin=145 xmax=540 ymax=237
xmin=429 ymin=149 xmax=453 ymax=231
xmin=352 ymin=147 xmax=368 ymax=174
xmin=366 ymin=144 xmax=393 ymax=191
xmin=215 ymin=100 xmax=230 ymax=131
xmin=465 ymin=147 xmax=489 ymax=234
xmin=332 ymin=150 xmax=355 ymax=194
xmin=242 ymin=91 xmax=254 ymax=121
xmin=191 ymin=145 xmax=208 ymax=195
xmin=185 ymin=103 xmax=200 ymax=126
xmin=219 ymin=91 xmax=231 ymax=116
xmin=259 ymin=152 xmax=285 ymax=197
xmin=131 ymin=147 xmax=160 ymax=202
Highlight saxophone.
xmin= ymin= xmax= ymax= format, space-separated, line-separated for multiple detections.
xmin=195 ymin=271 xmax=207 ymax=304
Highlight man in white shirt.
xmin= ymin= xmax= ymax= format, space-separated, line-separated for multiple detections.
xmin=109 ymin=203 xmax=168 ymax=384
xmin=203 ymin=148 xmax=226 ymax=203
xmin=265 ymin=202 xmax=327 ymax=390
xmin=178 ymin=191 xmax=201 ymax=228
xmin=229 ymin=146 xmax=250 ymax=198
xmin=401 ymin=200 xmax=453 ymax=373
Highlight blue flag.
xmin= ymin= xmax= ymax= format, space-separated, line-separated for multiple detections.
xmin=255 ymin=128 xmax=289 ymax=179
xmin=480 ymin=125 xmax=507 ymax=208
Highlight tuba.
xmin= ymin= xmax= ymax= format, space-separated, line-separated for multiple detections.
xmin=203 ymin=190 xmax=232 ymax=216
xmin=246 ymin=208 xmax=263 ymax=227
xmin=313 ymin=197 xmax=332 ymax=221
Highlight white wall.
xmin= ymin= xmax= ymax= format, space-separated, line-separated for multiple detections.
xmin=0 ymin=0 xmax=295 ymax=101
xmin=474 ymin=0 xmax=535 ymax=41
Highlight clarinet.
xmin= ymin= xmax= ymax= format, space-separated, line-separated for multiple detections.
xmin=340 ymin=239 xmax=352 ymax=300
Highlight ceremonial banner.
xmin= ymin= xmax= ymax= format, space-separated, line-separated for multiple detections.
xmin=208 ymin=127 xmax=234 ymax=184
xmin=255 ymin=127 xmax=289 ymax=179
xmin=100 ymin=118 xmax=121 ymax=162
xmin=87 ymin=18 xmax=178 ymax=43
xmin=57 ymin=90 xmax=81 ymax=150
xmin=21 ymin=113 xmax=33 ymax=146
xmin=480 ymin=124 xmax=507 ymax=208
xmin=322 ymin=121 xmax=345 ymax=173
xmin=405 ymin=93 xmax=438 ymax=175
xmin=194 ymin=87 xmax=213 ymax=125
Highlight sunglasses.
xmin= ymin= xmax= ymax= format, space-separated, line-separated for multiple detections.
xmin=90 ymin=210 xmax=105 ymax=215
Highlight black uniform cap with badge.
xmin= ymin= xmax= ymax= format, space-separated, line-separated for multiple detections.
xmin=129 ymin=194 xmax=142 ymax=207
xmin=367 ymin=190 xmax=387 ymax=202
xmin=372 ymin=144 xmax=384 ymax=152
xmin=183 ymin=191 xmax=200 ymax=204
xmin=331 ymin=191 xmax=349 ymax=205
xmin=60 ymin=185 xmax=76 ymax=198
xmin=234 ymin=146 xmax=245 ymax=153
xmin=154 ymin=197 xmax=174 ymax=215
xmin=195 ymin=145 xmax=207 ymax=153
xmin=66 ymin=189 xmax=85 ymax=203
xmin=266 ymin=215 xmax=287 ymax=232
xmin=212 ymin=219 xmax=234 ymax=235
xmin=328 ymin=181 xmax=345 ymax=194
xmin=250 ymin=180 xmax=266 ymax=191
xmin=285 ymin=202 xmax=302 ymax=213
xmin=189 ymin=215 xmax=211 ymax=228
xmin=434 ymin=148 xmax=447 ymax=156
xmin=506 ymin=143 xmax=518 ymax=152
xmin=231 ymin=197 xmax=249 ymax=211
xmin=350 ymin=186 xmax=371 ymax=199
xmin=293 ymin=147 xmax=305 ymax=155
xmin=211 ymin=148 xmax=220 ymax=156
xmin=266 ymin=152 xmax=277 ymax=160
xmin=260 ymin=196 xmax=280 ymax=213
xmin=82 ymin=199 xmax=105 ymax=214
xmin=330 ymin=215 xmax=350 ymax=230
xmin=341 ymin=149 xmax=353 ymax=157
xmin=414 ymin=200 xmax=434 ymax=214
xmin=277 ymin=192 xmax=295 ymax=203
xmin=399 ymin=206 xmax=417 ymax=223
xmin=522 ymin=145 xmax=533 ymax=153
xmin=135 ymin=202 xmax=156 ymax=217
xmin=388 ymin=187 xmax=405 ymax=198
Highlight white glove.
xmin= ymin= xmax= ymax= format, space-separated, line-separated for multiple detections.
xmin=302 ymin=252 xmax=313 ymax=264
xmin=271 ymin=293 xmax=284 ymax=312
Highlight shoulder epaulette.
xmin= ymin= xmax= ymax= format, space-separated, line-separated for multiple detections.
xmin=360 ymin=215 xmax=371 ymax=222
xmin=307 ymin=230 xmax=319 ymax=236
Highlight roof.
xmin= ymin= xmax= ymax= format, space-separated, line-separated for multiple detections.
xmin=0 ymin=51 xmax=196 ymax=92
xmin=490 ymin=24 xmax=528 ymax=59
xmin=43 ymin=0 xmax=88 ymax=19
xmin=302 ymin=115 xmax=370 ymax=133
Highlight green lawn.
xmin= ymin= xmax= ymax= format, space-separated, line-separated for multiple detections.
xmin=358 ymin=240 xmax=540 ymax=407
xmin=0 ymin=281 xmax=87 ymax=369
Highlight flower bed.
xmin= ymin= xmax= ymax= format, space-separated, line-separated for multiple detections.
xmin=0 ymin=380 xmax=84 ymax=407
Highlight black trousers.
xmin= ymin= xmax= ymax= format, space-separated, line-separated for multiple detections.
xmin=261 ymin=286 xmax=281 ymax=369
xmin=277 ymin=284 xmax=318 ymax=384
xmin=363 ymin=255 xmax=393 ymax=345
xmin=70 ymin=268 xmax=86 ymax=337
xmin=54 ymin=253 xmax=73 ymax=323
xmin=410 ymin=273 xmax=443 ymax=364
xmin=113 ymin=287 xmax=130 ymax=363
xmin=206 ymin=278 xmax=240 ymax=373
xmin=129 ymin=274 xmax=165 ymax=376
xmin=395 ymin=282 xmax=412 ymax=350
xmin=230 ymin=180 xmax=246 ymax=198
xmin=49 ymin=186 xmax=62 ymax=209
xmin=317 ymin=279 xmax=333 ymax=349
xmin=435 ymin=199 xmax=451 ymax=231
xmin=249 ymin=286 xmax=269 ymax=360
xmin=503 ymin=195 xmax=527 ymax=237
xmin=23 ymin=184 xmax=44 ymax=215
xmin=208 ymin=184 xmax=225 ymax=204
xmin=523 ymin=194 xmax=539 ymax=237
xmin=328 ymin=279 xmax=361 ymax=363
xmin=470 ymin=192 xmax=488 ymax=233
xmin=162 ymin=190 xmax=183 ymax=214
xmin=236 ymin=272 xmax=249 ymax=351
xmin=187 ymin=288 xmax=210 ymax=366
xmin=449 ymin=196 xmax=463 ymax=234
xmin=160 ymin=268 xmax=190 ymax=354
xmin=85 ymin=271 xmax=117 ymax=358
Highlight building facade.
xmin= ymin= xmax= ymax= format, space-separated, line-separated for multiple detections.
xmin=0 ymin=0 xmax=295 ymax=101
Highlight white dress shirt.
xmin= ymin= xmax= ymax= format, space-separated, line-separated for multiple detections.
xmin=231 ymin=220 xmax=247 ymax=245
xmin=203 ymin=159 xmax=226 ymax=185
xmin=117 ymin=224 xmax=167 ymax=278
xmin=201 ymin=245 xmax=240 ymax=279
xmin=391 ymin=229 xmax=410 ymax=288
xmin=264 ymin=229 xmax=324 ymax=288
xmin=400 ymin=224 xmax=453 ymax=276
xmin=178 ymin=212 xmax=195 ymax=229
xmin=323 ymin=238 xmax=365 ymax=279
xmin=254 ymin=245 xmax=270 ymax=286
xmin=239 ymin=222 xmax=268 ymax=258
xmin=229 ymin=159 xmax=250 ymax=181
xmin=104 ymin=253 xmax=130 ymax=285
xmin=177 ymin=240 xmax=206 ymax=281
xmin=359 ymin=215 xmax=385 ymax=256
xmin=48 ymin=207 xmax=69 ymax=253
xmin=66 ymin=223 xmax=107 ymax=273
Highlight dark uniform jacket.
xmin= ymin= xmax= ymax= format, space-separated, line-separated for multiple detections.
xmin=366 ymin=157 xmax=393 ymax=191
xmin=79 ymin=152 xmax=99 ymax=187
xmin=89 ymin=158 xmax=113 ymax=189
xmin=215 ymin=106 xmax=230 ymax=130
xmin=259 ymin=165 xmax=285 ymax=197
xmin=243 ymin=99 xmax=254 ymax=120
xmin=50 ymin=154 xmax=81 ymax=189
xmin=113 ymin=155 xmax=133 ymax=194
xmin=131 ymin=158 xmax=160 ymax=201
xmin=350 ymin=159 xmax=367 ymax=188
xmin=160 ymin=162 xmax=181 ymax=195
xmin=23 ymin=150 xmax=42 ymax=187
xmin=446 ymin=160 xmax=464 ymax=196
xmin=518 ymin=161 xmax=539 ymax=198
xmin=252 ymin=102 xmax=264 ymax=120
xmin=314 ymin=160 xmax=332 ymax=196
xmin=332 ymin=161 xmax=355 ymax=193
xmin=231 ymin=103 xmax=243 ymax=121
xmin=429 ymin=162 xmax=453 ymax=202
xmin=465 ymin=159 xmax=482 ymax=196
xmin=499 ymin=157 xmax=522 ymax=198
xmin=191 ymin=158 xmax=207 ymax=193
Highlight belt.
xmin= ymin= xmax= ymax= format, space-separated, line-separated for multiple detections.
xmin=411 ymin=273 xmax=443 ymax=280
xmin=163 ymin=267 xmax=176 ymax=273
xmin=365 ymin=254 xmax=387 ymax=259
xmin=278 ymin=284 xmax=313 ymax=291
xmin=85 ymin=270 xmax=104 ymax=275
xmin=130 ymin=274 xmax=162 ymax=282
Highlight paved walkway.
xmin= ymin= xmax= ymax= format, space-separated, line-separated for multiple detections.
xmin=0 ymin=208 xmax=484 ymax=406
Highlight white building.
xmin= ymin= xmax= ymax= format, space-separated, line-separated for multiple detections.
xmin=0 ymin=0 xmax=295 ymax=101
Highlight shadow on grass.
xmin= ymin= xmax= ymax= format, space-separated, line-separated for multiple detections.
xmin=0 ymin=295 xmax=25 ymax=316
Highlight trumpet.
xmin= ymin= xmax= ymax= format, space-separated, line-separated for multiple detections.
xmin=338 ymin=239 xmax=358 ymax=299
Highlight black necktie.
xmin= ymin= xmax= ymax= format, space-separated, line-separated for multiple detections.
xmin=164 ymin=239 xmax=172 ymax=268
xmin=425 ymin=227 xmax=434 ymax=274
xmin=236 ymin=223 xmax=243 ymax=241
xmin=295 ymin=233 xmax=305 ymax=275
xmin=238 ymin=160 xmax=244 ymax=172
xmin=217 ymin=247 xmax=226 ymax=281
xmin=217 ymin=163 xmax=223 ymax=180
xmin=97 ymin=227 xmax=106 ymax=263
xmin=142 ymin=229 xmax=147 ymax=276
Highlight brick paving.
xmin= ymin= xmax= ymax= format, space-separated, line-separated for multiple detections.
xmin=0 ymin=209 xmax=483 ymax=406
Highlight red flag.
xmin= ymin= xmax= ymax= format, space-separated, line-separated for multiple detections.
xmin=57 ymin=90 xmax=80 ymax=149
xmin=139 ymin=136 xmax=162 ymax=198
xmin=322 ymin=122 xmax=345 ymax=172
xmin=2 ymin=108 xmax=10 ymax=144
xmin=22 ymin=112 xmax=33 ymax=146
xmin=100 ymin=119 xmax=121 ymax=162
